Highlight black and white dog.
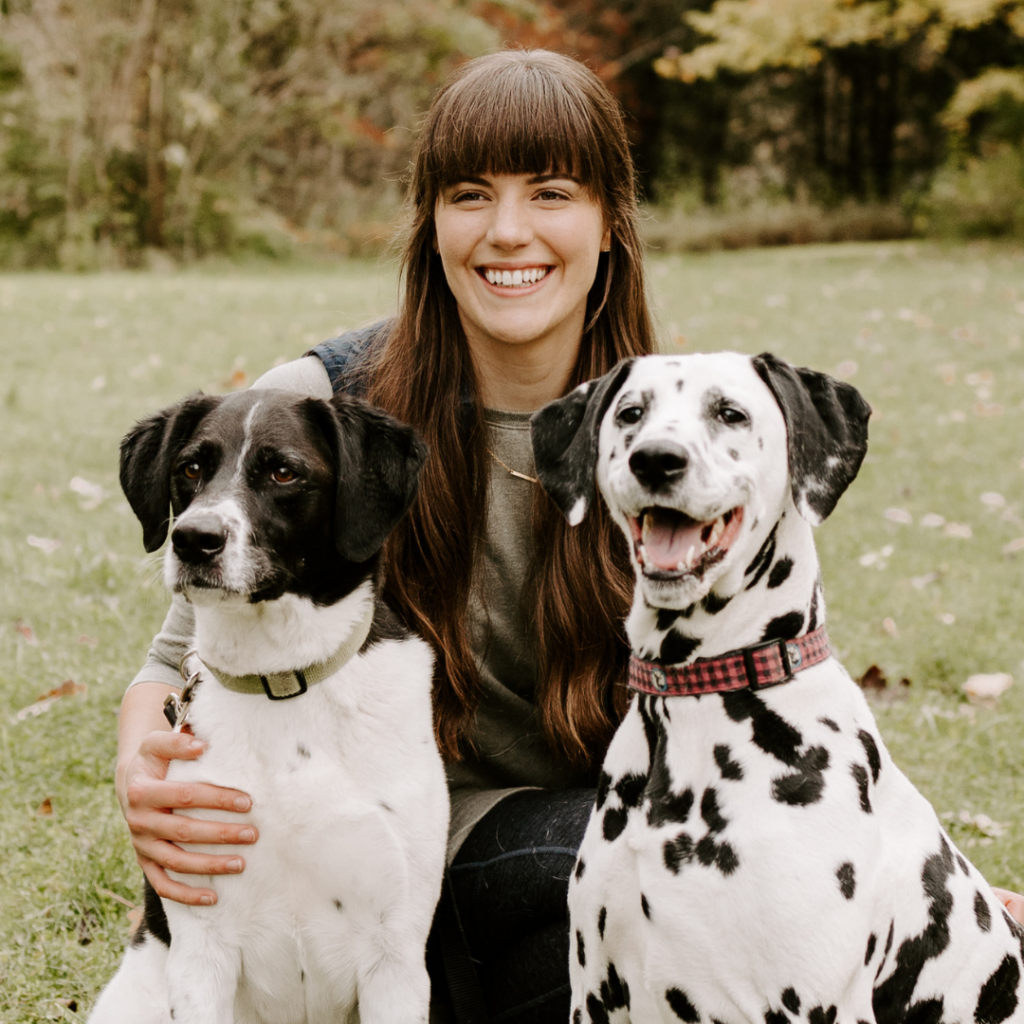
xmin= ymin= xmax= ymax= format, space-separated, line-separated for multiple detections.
xmin=531 ymin=353 xmax=1024 ymax=1024
xmin=90 ymin=389 xmax=448 ymax=1024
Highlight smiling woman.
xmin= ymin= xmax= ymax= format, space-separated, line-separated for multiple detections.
xmin=114 ymin=49 xmax=656 ymax=1024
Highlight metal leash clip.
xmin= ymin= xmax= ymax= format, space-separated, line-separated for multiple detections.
xmin=163 ymin=649 xmax=201 ymax=732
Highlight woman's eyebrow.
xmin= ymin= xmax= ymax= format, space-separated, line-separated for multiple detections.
xmin=527 ymin=173 xmax=577 ymax=184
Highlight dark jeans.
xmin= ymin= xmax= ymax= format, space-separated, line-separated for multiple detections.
xmin=433 ymin=788 xmax=595 ymax=1024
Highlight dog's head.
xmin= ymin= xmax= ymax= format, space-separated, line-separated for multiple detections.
xmin=531 ymin=353 xmax=870 ymax=609
xmin=119 ymin=389 xmax=427 ymax=604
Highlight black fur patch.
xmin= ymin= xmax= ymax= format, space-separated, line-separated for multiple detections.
xmin=603 ymin=807 xmax=628 ymax=842
xmin=865 ymin=933 xmax=877 ymax=965
xmin=575 ymin=858 xmax=586 ymax=881
xmin=975 ymin=954 xmax=1020 ymax=1023
xmin=761 ymin=612 xmax=805 ymax=644
xmin=857 ymin=730 xmax=882 ymax=783
xmin=782 ymin=988 xmax=801 ymax=1014
xmin=852 ymin=763 xmax=872 ymax=813
xmin=701 ymin=591 xmax=732 ymax=615
xmin=714 ymin=744 xmax=744 ymax=780
xmin=134 ymin=878 xmax=171 ymax=949
xmin=641 ymin=894 xmax=651 ymax=919
xmin=772 ymin=745 xmax=829 ymax=806
xmin=615 ymin=772 xmax=648 ymax=809
xmin=586 ymin=992 xmax=610 ymax=1024
xmin=596 ymin=772 xmax=613 ymax=810
xmin=665 ymin=987 xmax=701 ymax=1022
xmin=837 ymin=862 xmax=856 ymax=899
xmin=297 ymin=743 xmax=311 ymax=759
xmin=362 ymin=600 xmax=411 ymax=649
xmin=599 ymin=906 xmax=608 ymax=937
xmin=872 ymin=838 xmax=955 ymax=1023
xmin=808 ymin=1007 xmax=837 ymax=1024
xmin=764 ymin=1011 xmax=788 ymax=1024
xmin=660 ymin=631 xmax=702 ymax=665
xmin=976 ymin=891 xmax=993 ymax=932
xmin=819 ymin=716 xmax=840 ymax=732
xmin=745 ymin=526 xmax=778 ymax=590
xmin=601 ymin=962 xmax=630 ymax=1013
xmin=767 ymin=558 xmax=794 ymax=589
xmin=806 ymin=583 xmax=820 ymax=632
xmin=576 ymin=930 xmax=586 ymax=967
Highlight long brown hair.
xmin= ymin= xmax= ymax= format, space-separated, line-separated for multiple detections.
xmin=367 ymin=49 xmax=657 ymax=767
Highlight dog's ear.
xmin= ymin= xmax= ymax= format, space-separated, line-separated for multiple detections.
xmin=319 ymin=394 xmax=428 ymax=563
xmin=752 ymin=353 xmax=871 ymax=525
xmin=530 ymin=358 xmax=635 ymax=526
xmin=119 ymin=393 xmax=222 ymax=552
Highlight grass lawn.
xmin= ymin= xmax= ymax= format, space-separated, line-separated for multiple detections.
xmin=1 ymin=241 xmax=1023 ymax=1020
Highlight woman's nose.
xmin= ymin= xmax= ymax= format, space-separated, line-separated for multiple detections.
xmin=487 ymin=197 xmax=533 ymax=249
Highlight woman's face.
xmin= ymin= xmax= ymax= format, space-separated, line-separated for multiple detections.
xmin=434 ymin=173 xmax=610 ymax=361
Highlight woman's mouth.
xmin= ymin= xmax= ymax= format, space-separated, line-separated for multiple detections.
xmin=480 ymin=267 xmax=550 ymax=288
xmin=628 ymin=506 xmax=744 ymax=580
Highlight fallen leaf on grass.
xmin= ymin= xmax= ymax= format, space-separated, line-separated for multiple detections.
xmin=225 ymin=368 xmax=248 ymax=389
xmin=14 ymin=679 xmax=87 ymax=722
xmin=857 ymin=665 xmax=911 ymax=699
xmin=36 ymin=797 xmax=53 ymax=816
xmin=69 ymin=476 xmax=109 ymax=509
xmin=1003 ymin=537 xmax=1024 ymax=555
xmin=944 ymin=522 xmax=973 ymax=538
xmin=938 ymin=613 xmax=956 ymax=625
xmin=882 ymin=617 xmax=898 ymax=637
xmin=27 ymin=534 xmax=60 ymax=553
xmin=964 ymin=672 xmax=1013 ymax=707
xmin=78 ymin=634 xmax=98 ymax=647
xmin=980 ymin=492 xmax=1006 ymax=508
xmin=885 ymin=508 xmax=913 ymax=524
xmin=920 ymin=513 xmax=946 ymax=529
xmin=14 ymin=620 xmax=38 ymax=644
xmin=957 ymin=809 xmax=1007 ymax=841
xmin=974 ymin=402 xmax=1004 ymax=417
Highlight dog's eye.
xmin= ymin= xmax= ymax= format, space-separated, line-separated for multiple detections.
xmin=718 ymin=406 xmax=748 ymax=426
xmin=271 ymin=466 xmax=297 ymax=484
xmin=617 ymin=406 xmax=643 ymax=425
xmin=182 ymin=462 xmax=201 ymax=480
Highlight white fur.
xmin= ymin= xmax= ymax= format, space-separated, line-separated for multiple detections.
xmin=91 ymin=585 xmax=447 ymax=1024
xmin=568 ymin=354 xmax=1024 ymax=1024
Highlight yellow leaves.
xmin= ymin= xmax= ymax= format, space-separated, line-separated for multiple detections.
xmin=941 ymin=67 xmax=1024 ymax=136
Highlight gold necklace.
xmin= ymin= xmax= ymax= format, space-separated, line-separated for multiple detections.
xmin=485 ymin=447 xmax=539 ymax=484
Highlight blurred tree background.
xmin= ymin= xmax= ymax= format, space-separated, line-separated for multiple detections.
xmin=1 ymin=0 xmax=1023 ymax=268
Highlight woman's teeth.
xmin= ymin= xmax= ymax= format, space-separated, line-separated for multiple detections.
xmin=483 ymin=267 xmax=548 ymax=287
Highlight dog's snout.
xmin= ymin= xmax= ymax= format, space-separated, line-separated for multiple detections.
xmin=172 ymin=516 xmax=228 ymax=564
xmin=629 ymin=441 xmax=689 ymax=492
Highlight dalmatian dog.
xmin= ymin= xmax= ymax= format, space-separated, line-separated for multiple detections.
xmin=90 ymin=388 xmax=448 ymax=1024
xmin=530 ymin=353 xmax=1024 ymax=1024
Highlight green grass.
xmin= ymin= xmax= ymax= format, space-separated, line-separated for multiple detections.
xmin=1 ymin=243 xmax=1023 ymax=1019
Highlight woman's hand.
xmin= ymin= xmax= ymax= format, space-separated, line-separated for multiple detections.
xmin=116 ymin=684 xmax=258 ymax=907
xmin=992 ymin=887 xmax=1024 ymax=926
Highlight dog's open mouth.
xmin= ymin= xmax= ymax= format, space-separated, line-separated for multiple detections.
xmin=628 ymin=506 xmax=744 ymax=580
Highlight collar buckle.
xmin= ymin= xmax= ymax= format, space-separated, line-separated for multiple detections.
xmin=744 ymin=637 xmax=792 ymax=691
xmin=259 ymin=670 xmax=308 ymax=701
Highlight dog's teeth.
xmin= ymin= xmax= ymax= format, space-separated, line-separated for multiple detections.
xmin=685 ymin=545 xmax=696 ymax=568
xmin=638 ymin=543 xmax=648 ymax=566
xmin=709 ymin=517 xmax=724 ymax=547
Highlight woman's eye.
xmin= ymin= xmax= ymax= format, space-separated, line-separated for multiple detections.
xmin=182 ymin=462 xmax=201 ymax=480
xmin=452 ymin=190 xmax=487 ymax=203
xmin=271 ymin=466 xmax=297 ymax=484
xmin=618 ymin=406 xmax=643 ymax=425
xmin=536 ymin=189 xmax=568 ymax=201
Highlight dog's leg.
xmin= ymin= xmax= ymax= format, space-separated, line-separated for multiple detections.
xmin=87 ymin=934 xmax=171 ymax=1024
xmin=162 ymin=917 xmax=242 ymax=1024
xmin=354 ymin=941 xmax=431 ymax=1024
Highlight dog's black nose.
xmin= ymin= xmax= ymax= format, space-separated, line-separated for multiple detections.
xmin=172 ymin=517 xmax=228 ymax=563
xmin=629 ymin=442 xmax=689 ymax=492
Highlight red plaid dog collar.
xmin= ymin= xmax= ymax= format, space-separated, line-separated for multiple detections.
xmin=628 ymin=626 xmax=831 ymax=697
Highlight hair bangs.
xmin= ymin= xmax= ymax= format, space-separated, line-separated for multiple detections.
xmin=421 ymin=54 xmax=608 ymax=200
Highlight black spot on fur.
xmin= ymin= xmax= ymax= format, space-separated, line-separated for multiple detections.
xmin=575 ymin=857 xmax=586 ymax=881
xmin=587 ymin=992 xmax=610 ymax=1024
xmin=333 ymin=898 xmax=343 ymax=911
xmin=596 ymin=771 xmax=613 ymax=810
xmin=837 ymin=862 xmax=856 ymax=899
xmin=598 ymin=906 xmax=607 ymax=937
xmin=807 ymin=583 xmax=820 ymax=632
xmin=767 ymin=558 xmax=793 ymax=589
xmin=664 ymin=832 xmax=694 ymax=872
xmin=858 ymin=730 xmax=882 ymax=783
xmin=729 ymin=448 xmax=740 ymax=460
xmin=676 ymin=379 xmax=684 ymax=392
xmin=700 ymin=787 xmax=727 ymax=833
xmin=657 ymin=608 xmax=684 ymax=631
xmin=135 ymin=877 xmax=171 ymax=948
xmin=872 ymin=838 xmax=955 ymax=1024
xmin=957 ymin=853 xmax=970 ymax=876
xmin=808 ymin=1007 xmax=837 ymax=1024
xmin=601 ymin=962 xmax=630 ymax=1013
xmin=764 ymin=1011 xmax=788 ymax=1024
xmin=615 ymin=772 xmax=648 ymax=809
xmin=573 ymin=1009 xmax=582 ymax=1024
xmin=646 ymin=711 xmax=695 ymax=828
xmin=641 ymin=894 xmax=650 ymax=919
xmin=714 ymin=744 xmax=743 ymax=780
xmin=761 ymin=612 xmax=805 ymax=644
xmin=697 ymin=836 xmax=739 ymax=875
xmin=666 ymin=987 xmax=701 ymax=1022
xmin=975 ymin=954 xmax=1020 ymax=1023
xmin=576 ymin=930 xmax=586 ymax=967
xmin=648 ymin=786 xmax=694 ymax=829
xmin=660 ymin=630 xmax=702 ymax=665
xmin=819 ymin=716 xmax=840 ymax=732
xmin=865 ymin=932 xmax=877 ymax=965
xmin=976 ymin=891 xmax=993 ymax=932
xmin=603 ymin=807 xmax=628 ymax=842
xmin=852 ymin=763 xmax=872 ymax=813
xmin=902 ymin=1000 xmax=944 ymax=1024
xmin=772 ymin=745 xmax=829 ymax=806
xmin=782 ymin=988 xmax=801 ymax=1014
xmin=701 ymin=591 xmax=732 ymax=615
xmin=297 ymin=743 xmax=311 ymax=759
xmin=745 ymin=526 xmax=778 ymax=589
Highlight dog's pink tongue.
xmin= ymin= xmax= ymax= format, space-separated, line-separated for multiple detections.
xmin=643 ymin=511 xmax=703 ymax=570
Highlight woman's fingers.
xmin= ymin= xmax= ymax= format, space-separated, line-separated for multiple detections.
xmin=992 ymin=887 xmax=1024 ymax=926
